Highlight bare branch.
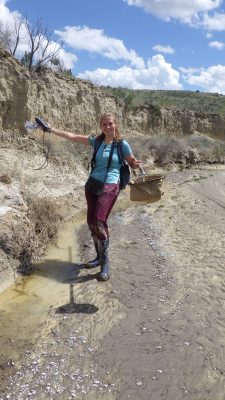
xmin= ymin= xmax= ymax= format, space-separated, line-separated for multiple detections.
xmin=11 ymin=16 xmax=24 ymax=56
xmin=0 ymin=16 xmax=24 ymax=56
xmin=0 ymin=15 xmax=64 ymax=72
xmin=0 ymin=21 xmax=13 ymax=51
xmin=24 ymin=18 xmax=63 ymax=70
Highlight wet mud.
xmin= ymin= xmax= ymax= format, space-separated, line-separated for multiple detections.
xmin=1 ymin=167 xmax=225 ymax=399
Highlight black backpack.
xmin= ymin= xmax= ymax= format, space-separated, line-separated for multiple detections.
xmin=117 ymin=140 xmax=130 ymax=190
xmin=90 ymin=137 xmax=130 ymax=190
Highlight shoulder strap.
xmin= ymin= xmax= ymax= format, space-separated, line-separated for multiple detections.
xmin=107 ymin=141 xmax=115 ymax=171
xmin=117 ymin=140 xmax=124 ymax=164
xmin=90 ymin=135 xmax=104 ymax=171
xmin=102 ymin=141 xmax=115 ymax=184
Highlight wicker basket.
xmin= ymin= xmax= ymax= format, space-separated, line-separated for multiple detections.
xmin=129 ymin=173 xmax=164 ymax=202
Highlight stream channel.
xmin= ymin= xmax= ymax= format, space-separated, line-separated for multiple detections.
xmin=0 ymin=212 xmax=86 ymax=367
xmin=0 ymin=192 xmax=133 ymax=369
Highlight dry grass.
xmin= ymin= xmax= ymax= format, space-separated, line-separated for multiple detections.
xmin=0 ymin=197 xmax=63 ymax=274
xmin=128 ymin=133 xmax=225 ymax=168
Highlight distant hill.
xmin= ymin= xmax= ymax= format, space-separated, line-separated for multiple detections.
xmin=101 ymin=87 xmax=225 ymax=115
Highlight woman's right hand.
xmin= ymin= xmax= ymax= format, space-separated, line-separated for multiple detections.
xmin=35 ymin=117 xmax=51 ymax=132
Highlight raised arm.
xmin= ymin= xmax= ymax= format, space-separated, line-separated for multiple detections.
xmin=50 ymin=127 xmax=90 ymax=146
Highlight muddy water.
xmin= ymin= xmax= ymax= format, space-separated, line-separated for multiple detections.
xmin=0 ymin=213 xmax=85 ymax=365
xmin=0 ymin=193 xmax=135 ymax=367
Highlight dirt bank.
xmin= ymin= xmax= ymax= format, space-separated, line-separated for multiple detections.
xmin=1 ymin=167 xmax=225 ymax=400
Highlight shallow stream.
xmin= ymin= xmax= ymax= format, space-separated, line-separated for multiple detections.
xmin=0 ymin=213 xmax=86 ymax=366
xmin=0 ymin=192 xmax=135 ymax=367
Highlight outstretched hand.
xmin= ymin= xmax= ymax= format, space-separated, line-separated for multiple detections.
xmin=132 ymin=159 xmax=142 ymax=169
xmin=35 ymin=117 xmax=51 ymax=132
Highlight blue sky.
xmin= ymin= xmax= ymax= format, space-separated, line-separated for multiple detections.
xmin=1 ymin=0 xmax=225 ymax=93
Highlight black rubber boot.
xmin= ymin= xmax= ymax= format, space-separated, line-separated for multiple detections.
xmin=84 ymin=236 xmax=101 ymax=268
xmin=98 ymin=239 xmax=110 ymax=281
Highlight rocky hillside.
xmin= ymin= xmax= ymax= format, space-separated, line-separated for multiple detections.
xmin=1 ymin=47 xmax=225 ymax=139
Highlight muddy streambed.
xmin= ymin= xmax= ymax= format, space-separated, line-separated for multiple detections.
xmin=0 ymin=213 xmax=85 ymax=364
xmin=0 ymin=194 xmax=132 ymax=395
xmin=0 ymin=194 xmax=133 ymax=369
xmin=1 ymin=167 xmax=225 ymax=400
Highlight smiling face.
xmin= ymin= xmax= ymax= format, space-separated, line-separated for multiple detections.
xmin=100 ymin=116 xmax=116 ymax=139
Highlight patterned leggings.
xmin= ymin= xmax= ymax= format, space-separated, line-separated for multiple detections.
xmin=85 ymin=183 xmax=120 ymax=240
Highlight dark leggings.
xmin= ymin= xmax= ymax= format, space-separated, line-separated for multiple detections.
xmin=85 ymin=183 xmax=120 ymax=240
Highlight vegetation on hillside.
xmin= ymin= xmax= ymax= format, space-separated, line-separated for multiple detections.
xmin=102 ymin=86 xmax=225 ymax=115
xmin=128 ymin=132 xmax=225 ymax=168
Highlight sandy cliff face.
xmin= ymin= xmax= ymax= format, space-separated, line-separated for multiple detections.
xmin=0 ymin=48 xmax=123 ymax=137
xmin=1 ymin=47 xmax=225 ymax=139
xmin=125 ymin=106 xmax=225 ymax=139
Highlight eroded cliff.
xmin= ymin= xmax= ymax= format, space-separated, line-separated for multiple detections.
xmin=1 ymin=47 xmax=225 ymax=139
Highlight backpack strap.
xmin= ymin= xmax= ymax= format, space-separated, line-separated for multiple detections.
xmin=117 ymin=140 xmax=125 ymax=164
xmin=107 ymin=141 xmax=115 ymax=172
xmin=117 ymin=140 xmax=130 ymax=190
xmin=90 ymin=135 xmax=104 ymax=172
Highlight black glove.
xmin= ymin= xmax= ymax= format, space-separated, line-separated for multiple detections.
xmin=35 ymin=117 xmax=50 ymax=132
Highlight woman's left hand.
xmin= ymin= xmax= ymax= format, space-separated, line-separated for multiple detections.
xmin=131 ymin=159 xmax=142 ymax=169
xmin=126 ymin=154 xmax=142 ymax=169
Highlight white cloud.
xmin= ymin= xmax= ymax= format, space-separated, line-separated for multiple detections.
xmin=124 ymin=0 xmax=225 ymax=31
xmin=184 ymin=64 xmax=225 ymax=93
xmin=124 ymin=0 xmax=222 ymax=22
xmin=78 ymin=54 xmax=182 ymax=90
xmin=0 ymin=1 xmax=29 ymax=55
xmin=55 ymin=25 xmax=145 ymax=69
xmin=0 ymin=0 xmax=77 ymax=69
xmin=209 ymin=40 xmax=225 ymax=50
xmin=200 ymin=11 xmax=225 ymax=31
xmin=179 ymin=66 xmax=203 ymax=74
xmin=57 ymin=49 xmax=78 ymax=69
xmin=152 ymin=44 xmax=175 ymax=54
xmin=0 ymin=0 xmax=22 ymax=26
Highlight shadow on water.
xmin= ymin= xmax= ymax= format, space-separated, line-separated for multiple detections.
xmin=0 ymin=225 xmax=100 ymax=374
xmin=31 ymin=253 xmax=100 ymax=315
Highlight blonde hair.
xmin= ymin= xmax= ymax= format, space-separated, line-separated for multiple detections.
xmin=99 ymin=113 xmax=122 ymax=142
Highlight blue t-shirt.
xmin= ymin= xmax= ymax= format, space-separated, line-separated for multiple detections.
xmin=88 ymin=135 xmax=132 ymax=184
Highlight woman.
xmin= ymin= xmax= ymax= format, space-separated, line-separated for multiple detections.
xmin=39 ymin=113 xmax=141 ymax=281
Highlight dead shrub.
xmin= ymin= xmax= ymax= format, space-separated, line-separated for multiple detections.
xmin=149 ymin=135 xmax=189 ymax=165
xmin=129 ymin=134 xmax=196 ymax=166
xmin=187 ymin=134 xmax=225 ymax=163
xmin=211 ymin=142 xmax=225 ymax=162
xmin=0 ymin=197 xmax=63 ymax=274
xmin=128 ymin=133 xmax=225 ymax=167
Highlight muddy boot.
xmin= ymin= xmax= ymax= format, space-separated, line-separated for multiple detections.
xmin=98 ymin=239 xmax=110 ymax=281
xmin=84 ymin=236 xmax=101 ymax=268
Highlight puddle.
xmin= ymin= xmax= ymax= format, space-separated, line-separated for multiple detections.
xmin=0 ymin=192 xmax=152 ymax=367
xmin=0 ymin=212 xmax=85 ymax=365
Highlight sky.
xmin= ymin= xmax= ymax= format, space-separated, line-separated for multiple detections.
xmin=1 ymin=0 xmax=225 ymax=93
